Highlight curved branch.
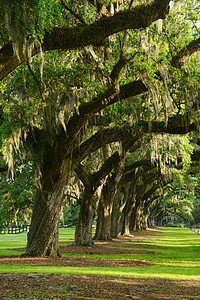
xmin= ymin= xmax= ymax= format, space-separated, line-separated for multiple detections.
xmin=142 ymin=183 xmax=159 ymax=202
xmin=92 ymin=151 xmax=120 ymax=190
xmin=136 ymin=173 xmax=159 ymax=199
xmin=72 ymin=116 xmax=197 ymax=168
xmin=75 ymin=163 xmax=92 ymax=188
xmin=110 ymin=55 xmax=128 ymax=84
xmin=64 ymin=80 xmax=147 ymax=148
xmin=171 ymin=36 xmax=200 ymax=68
xmin=0 ymin=0 xmax=170 ymax=80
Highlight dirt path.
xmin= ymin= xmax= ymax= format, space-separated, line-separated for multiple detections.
xmin=0 ymin=229 xmax=200 ymax=299
xmin=1 ymin=273 xmax=200 ymax=299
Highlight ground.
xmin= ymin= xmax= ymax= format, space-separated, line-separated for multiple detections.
xmin=0 ymin=229 xmax=200 ymax=299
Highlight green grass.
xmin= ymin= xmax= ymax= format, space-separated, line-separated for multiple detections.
xmin=0 ymin=227 xmax=200 ymax=281
xmin=0 ymin=232 xmax=27 ymax=256
xmin=0 ymin=227 xmax=75 ymax=255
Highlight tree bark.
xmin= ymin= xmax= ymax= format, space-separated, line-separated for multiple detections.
xmin=121 ymin=176 xmax=137 ymax=235
xmin=74 ymin=188 xmax=95 ymax=246
xmin=94 ymin=154 xmax=125 ymax=240
xmin=142 ymin=206 xmax=150 ymax=230
xmin=130 ymin=198 xmax=141 ymax=231
xmin=171 ymin=37 xmax=200 ymax=68
xmin=26 ymin=161 xmax=69 ymax=257
xmin=74 ymin=150 xmax=121 ymax=246
xmin=110 ymin=192 xmax=125 ymax=237
xmin=24 ymin=137 xmax=75 ymax=257
xmin=0 ymin=0 xmax=170 ymax=80
xmin=94 ymin=193 xmax=113 ymax=240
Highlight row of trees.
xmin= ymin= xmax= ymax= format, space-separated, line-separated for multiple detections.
xmin=0 ymin=0 xmax=200 ymax=256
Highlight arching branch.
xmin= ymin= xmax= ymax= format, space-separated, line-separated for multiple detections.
xmin=171 ymin=36 xmax=200 ymax=68
xmin=72 ymin=116 xmax=197 ymax=168
xmin=0 ymin=0 xmax=170 ymax=80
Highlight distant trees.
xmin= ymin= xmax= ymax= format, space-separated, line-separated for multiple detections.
xmin=0 ymin=162 xmax=34 ymax=231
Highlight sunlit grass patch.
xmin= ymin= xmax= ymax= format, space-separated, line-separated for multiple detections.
xmin=0 ymin=227 xmax=76 ymax=256
xmin=0 ymin=263 xmax=199 ymax=281
xmin=0 ymin=227 xmax=200 ymax=281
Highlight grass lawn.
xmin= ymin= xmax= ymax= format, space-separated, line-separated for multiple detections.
xmin=0 ymin=227 xmax=200 ymax=281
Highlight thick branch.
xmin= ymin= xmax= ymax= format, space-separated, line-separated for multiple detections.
xmin=124 ymin=159 xmax=152 ymax=174
xmin=136 ymin=173 xmax=159 ymax=199
xmin=0 ymin=0 xmax=170 ymax=80
xmin=120 ymin=163 xmax=155 ymax=187
xmin=72 ymin=116 xmax=197 ymax=168
xmin=64 ymin=80 xmax=147 ymax=148
xmin=110 ymin=55 xmax=127 ymax=84
xmin=138 ymin=118 xmax=197 ymax=134
xmin=72 ymin=127 xmax=139 ymax=166
xmin=171 ymin=36 xmax=200 ymax=68
xmin=43 ymin=0 xmax=169 ymax=51
xmin=75 ymin=163 xmax=92 ymax=188
xmin=92 ymin=151 xmax=120 ymax=190
xmin=91 ymin=139 xmax=141 ymax=190
xmin=142 ymin=183 xmax=159 ymax=202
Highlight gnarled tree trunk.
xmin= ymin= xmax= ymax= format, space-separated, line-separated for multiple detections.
xmin=94 ymin=193 xmax=113 ymax=240
xmin=130 ymin=198 xmax=141 ymax=231
xmin=121 ymin=177 xmax=137 ymax=235
xmin=94 ymin=149 xmax=125 ymax=240
xmin=142 ymin=206 xmax=150 ymax=230
xmin=74 ymin=187 xmax=95 ymax=246
xmin=110 ymin=193 xmax=122 ymax=238
xmin=26 ymin=158 xmax=70 ymax=257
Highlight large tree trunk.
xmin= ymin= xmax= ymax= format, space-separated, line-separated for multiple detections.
xmin=94 ymin=178 xmax=121 ymax=241
xmin=131 ymin=199 xmax=141 ymax=231
xmin=94 ymin=156 xmax=125 ymax=240
xmin=121 ymin=178 xmax=136 ymax=235
xmin=26 ymin=168 xmax=68 ymax=257
xmin=25 ymin=148 xmax=71 ymax=257
xmin=121 ymin=198 xmax=131 ymax=236
xmin=135 ymin=207 xmax=142 ymax=230
xmin=74 ymin=188 xmax=94 ymax=246
xmin=142 ymin=207 xmax=150 ymax=230
xmin=110 ymin=186 xmax=129 ymax=237
xmin=94 ymin=193 xmax=113 ymax=240
xmin=110 ymin=193 xmax=121 ymax=238
xmin=26 ymin=189 xmax=62 ymax=257
xmin=94 ymin=195 xmax=104 ymax=240
xmin=121 ymin=214 xmax=131 ymax=236
xmin=94 ymin=145 xmax=114 ymax=241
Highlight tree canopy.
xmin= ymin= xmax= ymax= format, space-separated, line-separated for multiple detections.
xmin=0 ymin=0 xmax=200 ymax=256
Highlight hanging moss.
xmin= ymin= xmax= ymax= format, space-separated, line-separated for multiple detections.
xmin=1 ymin=0 xmax=65 ymax=62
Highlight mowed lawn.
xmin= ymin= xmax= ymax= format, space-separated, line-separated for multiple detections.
xmin=0 ymin=227 xmax=200 ymax=281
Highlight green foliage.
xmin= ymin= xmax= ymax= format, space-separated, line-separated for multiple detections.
xmin=0 ymin=163 xmax=35 ymax=231
xmin=0 ymin=0 xmax=65 ymax=45
xmin=61 ymin=203 xmax=80 ymax=227
xmin=160 ymin=176 xmax=195 ymax=226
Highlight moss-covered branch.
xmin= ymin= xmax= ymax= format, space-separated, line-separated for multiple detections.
xmin=0 ymin=0 xmax=170 ymax=80
xmin=171 ymin=36 xmax=200 ymax=68
xmin=72 ymin=117 xmax=197 ymax=167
